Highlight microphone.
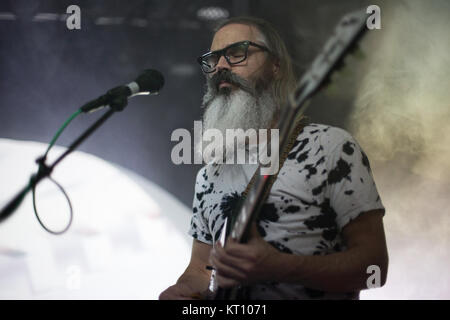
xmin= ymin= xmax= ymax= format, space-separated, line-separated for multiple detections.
xmin=80 ymin=69 xmax=164 ymax=113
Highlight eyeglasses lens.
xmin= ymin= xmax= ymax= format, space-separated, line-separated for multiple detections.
xmin=200 ymin=42 xmax=249 ymax=73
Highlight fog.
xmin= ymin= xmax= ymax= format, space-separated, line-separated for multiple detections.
xmin=350 ymin=0 xmax=450 ymax=298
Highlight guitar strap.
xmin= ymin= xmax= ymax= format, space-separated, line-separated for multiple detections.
xmin=241 ymin=115 xmax=309 ymax=211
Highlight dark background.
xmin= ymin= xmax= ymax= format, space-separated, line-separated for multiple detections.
xmin=0 ymin=0 xmax=373 ymax=207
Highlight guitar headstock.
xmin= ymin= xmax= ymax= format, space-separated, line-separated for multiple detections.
xmin=290 ymin=9 xmax=369 ymax=109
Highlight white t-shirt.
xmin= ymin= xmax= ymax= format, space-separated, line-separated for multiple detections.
xmin=188 ymin=123 xmax=385 ymax=299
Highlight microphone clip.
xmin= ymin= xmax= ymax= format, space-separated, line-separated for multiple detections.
xmin=80 ymin=86 xmax=129 ymax=113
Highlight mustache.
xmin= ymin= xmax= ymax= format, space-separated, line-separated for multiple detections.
xmin=207 ymin=70 xmax=256 ymax=96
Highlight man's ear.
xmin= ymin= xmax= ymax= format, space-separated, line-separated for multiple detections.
xmin=272 ymin=58 xmax=280 ymax=77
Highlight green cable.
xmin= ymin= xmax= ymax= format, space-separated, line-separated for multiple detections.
xmin=44 ymin=108 xmax=82 ymax=158
xmin=30 ymin=108 xmax=82 ymax=234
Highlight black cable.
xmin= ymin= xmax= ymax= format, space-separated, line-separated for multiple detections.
xmin=30 ymin=108 xmax=116 ymax=234
xmin=32 ymin=176 xmax=73 ymax=235
xmin=28 ymin=110 xmax=81 ymax=234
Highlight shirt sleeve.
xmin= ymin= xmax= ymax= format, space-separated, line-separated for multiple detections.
xmin=323 ymin=129 xmax=385 ymax=231
xmin=187 ymin=167 xmax=214 ymax=245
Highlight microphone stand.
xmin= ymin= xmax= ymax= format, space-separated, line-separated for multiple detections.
xmin=0 ymin=96 xmax=128 ymax=224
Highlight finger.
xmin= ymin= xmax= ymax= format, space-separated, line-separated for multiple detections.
xmin=216 ymin=274 xmax=240 ymax=288
xmin=176 ymin=291 xmax=201 ymax=300
xmin=160 ymin=285 xmax=201 ymax=300
xmin=213 ymin=245 xmax=249 ymax=273
xmin=211 ymin=251 xmax=248 ymax=282
xmin=223 ymin=240 xmax=256 ymax=260
xmin=189 ymin=292 xmax=204 ymax=300
xmin=218 ymin=238 xmax=251 ymax=257
xmin=174 ymin=296 xmax=196 ymax=300
xmin=160 ymin=291 xmax=196 ymax=300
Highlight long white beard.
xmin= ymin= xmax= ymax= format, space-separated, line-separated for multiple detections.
xmin=196 ymin=88 xmax=278 ymax=163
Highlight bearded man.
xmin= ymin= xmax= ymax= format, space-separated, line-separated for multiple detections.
xmin=159 ymin=16 xmax=388 ymax=300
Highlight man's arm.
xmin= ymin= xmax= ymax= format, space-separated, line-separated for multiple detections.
xmin=159 ymin=239 xmax=213 ymax=299
xmin=211 ymin=209 xmax=388 ymax=293
xmin=276 ymin=209 xmax=388 ymax=292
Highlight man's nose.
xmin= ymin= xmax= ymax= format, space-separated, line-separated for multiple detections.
xmin=216 ymin=55 xmax=231 ymax=72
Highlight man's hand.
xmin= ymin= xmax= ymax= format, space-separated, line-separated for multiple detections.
xmin=210 ymin=224 xmax=282 ymax=288
xmin=159 ymin=239 xmax=213 ymax=300
xmin=159 ymin=282 xmax=204 ymax=300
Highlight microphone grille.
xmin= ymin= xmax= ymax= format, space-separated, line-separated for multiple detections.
xmin=136 ymin=69 xmax=165 ymax=93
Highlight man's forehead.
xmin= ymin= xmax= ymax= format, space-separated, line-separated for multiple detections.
xmin=210 ymin=23 xmax=261 ymax=51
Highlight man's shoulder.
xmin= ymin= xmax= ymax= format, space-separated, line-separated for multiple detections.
xmin=301 ymin=123 xmax=353 ymax=138
xmin=299 ymin=123 xmax=356 ymax=150
xmin=194 ymin=164 xmax=221 ymax=185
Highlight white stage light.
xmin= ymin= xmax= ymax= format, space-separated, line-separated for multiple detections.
xmin=197 ymin=7 xmax=229 ymax=21
xmin=0 ymin=138 xmax=191 ymax=299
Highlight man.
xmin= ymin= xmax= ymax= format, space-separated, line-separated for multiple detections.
xmin=160 ymin=16 xmax=388 ymax=300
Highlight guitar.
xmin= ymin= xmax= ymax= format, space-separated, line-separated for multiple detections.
xmin=206 ymin=9 xmax=370 ymax=300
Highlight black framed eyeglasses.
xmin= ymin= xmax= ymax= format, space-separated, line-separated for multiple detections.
xmin=197 ymin=40 xmax=271 ymax=74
